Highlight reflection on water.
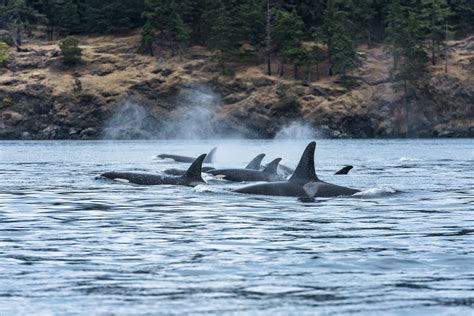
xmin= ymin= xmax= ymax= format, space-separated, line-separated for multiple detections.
xmin=0 ymin=139 xmax=473 ymax=315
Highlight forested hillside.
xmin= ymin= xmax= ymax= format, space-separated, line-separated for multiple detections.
xmin=2 ymin=1 xmax=473 ymax=87
xmin=0 ymin=1 xmax=473 ymax=139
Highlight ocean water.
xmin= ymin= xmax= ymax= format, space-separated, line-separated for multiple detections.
xmin=0 ymin=139 xmax=473 ymax=315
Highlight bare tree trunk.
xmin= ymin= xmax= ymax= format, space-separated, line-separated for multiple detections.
xmin=294 ymin=64 xmax=298 ymax=80
xmin=366 ymin=30 xmax=372 ymax=48
xmin=8 ymin=18 xmax=22 ymax=48
xmin=316 ymin=62 xmax=320 ymax=80
xmin=444 ymin=21 xmax=448 ymax=73
xmin=265 ymin=0 xmax=272 ymax=76
xmin=431 ymin=14 xmax=436 ymax=65
xmin=328 ymin=41 xmax=333 ymax=76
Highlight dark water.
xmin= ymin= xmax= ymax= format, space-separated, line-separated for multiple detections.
xmin=0 ymin=139 xmax=473 ymax=315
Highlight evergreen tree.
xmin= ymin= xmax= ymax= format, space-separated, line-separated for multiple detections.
xmin=139 ymin=17 xmax=154 ymax=56
xmin=386 ymin=0 xmax=428 ymax=94
xmin=80 ymin=0 xmax=144 ymax=34
xmin=421 ymin=0 xmax=450 ymax=65
xmin=39 ymin=0 xmax=80 ymax=40
xmin=447 ymin=0 xmax=474 ymax=37
xmin=207 ymin=1 xmax=237 ymax=70
xmin=352 ymin=0 xmax=377 ymax=47
xmin=234 ymin=0 xmax=265 ymax=46
xmin=142 ymin=0 xmax=191 ymax=56
xmin=319 ymin=0 xmax=356 ymax=76
xmin=60 ymin=35 xmax=82 ymax=65
xmin=311 ymin=44 xmax=326 ymax=81
xmin=273 ymin=9 xmax=304 ymax=77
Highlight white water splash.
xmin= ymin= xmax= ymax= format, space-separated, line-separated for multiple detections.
xmin=192 ymin=184 xmax=227 ymax=194
xmin=274 ymin=121 xmax=322 ymax=140
xmin=354 ymin=186 xmax=398 ymax=197
xmin=399 ymin=157 xmax=422 ymax=162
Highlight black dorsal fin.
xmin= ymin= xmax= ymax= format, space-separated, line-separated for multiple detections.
xmin=263 ymin=158 xmax=282 ymax=174
xmin=203 ymin=147 xmax=217 ymax=163
xmin=245 ymin=153 xmax=266 ymax=170
xmin=335 ymin=165 xmax=353 ymax=175
xmin=183 ymin=154 xmax=206 ymax=182
xmin=289 ymin=141 xmax=318 ymax=183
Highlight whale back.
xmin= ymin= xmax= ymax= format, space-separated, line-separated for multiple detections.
xmin=263 ymin=158 xmax=282 ymax=174
xmin=182 ymin=154 xmax=207 ymax=184
xmin=289 ymin=141 xmax=318 ymax=183
xmin=204 ymin=147 xmax=217 ymax=164
xmin=245 ymin=153 xmax=266 ymax=170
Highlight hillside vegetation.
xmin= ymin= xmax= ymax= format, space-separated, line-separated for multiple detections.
xmin=0 ymin=0 xmax=473 ymax=139
xmin=0 ymin=31 xmax=472 ymax=139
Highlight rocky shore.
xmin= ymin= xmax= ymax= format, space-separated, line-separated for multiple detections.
xmin=0 ymin=33 xmax=473 ymax=139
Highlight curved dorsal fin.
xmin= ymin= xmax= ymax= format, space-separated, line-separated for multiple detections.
xmin=335 ymin=165 xmax=353 ymax=175
xmin=289 ymin=141 xmax=318 ymax=183
xmin=245 ymin=153 xmax=266 ymax=170
xmin=203 ymin=147 xmax=217 ymax=164
xmin=183 ymin=154 xmax=206 ymax=182
xmin=263 ymin=158 xmax=282 ymax=174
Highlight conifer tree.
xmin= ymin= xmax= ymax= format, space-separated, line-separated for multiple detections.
xmin=352 ymin=0 xmax=376 ymax=47
xmin=273 ymin=9 xmax=304 ymax=77
xmin=448 ymin=0 xmax=474 ymax=37
xmin=208 ymin=1 xmax=236 ymax=70
xmin=386 ymin=0 xmax=428 ymax=94
xmin=320 ymin=0 xmax=356 ymax=76
xmin=421 ymin=0 xmax=450 ymax=65
xmin=139 ymin=17 xmax=154 ymax=56
xmin=141 ymin=0 xmax=190 ymax=56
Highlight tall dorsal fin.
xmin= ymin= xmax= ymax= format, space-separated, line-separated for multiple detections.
xmin=245 ymin=153 xmax=266 ymax=170
xmin=203 ymin=147 xmax=217 ymax=164
xmin=183 ymin=154 xmax=206 ymax=182
xmin=289 ymin=141 xmax=318 ymax=183
xmin=263 ymin=158 xmax=282 ymax=174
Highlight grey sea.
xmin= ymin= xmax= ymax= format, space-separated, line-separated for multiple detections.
xmin=0 ymin=139 xmax=473 ymax=315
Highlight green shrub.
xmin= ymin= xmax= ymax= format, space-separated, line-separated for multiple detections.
xmin=0 ymin=42 xmax=11 ymax=65
xmin=59 ymin=36 xmax=82 ymax=66
xmin=2 ymin=96 xmax=14 ymax=107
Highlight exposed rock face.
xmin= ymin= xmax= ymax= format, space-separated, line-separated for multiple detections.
xmin=0 ymin=33 xmax=472 ymax=139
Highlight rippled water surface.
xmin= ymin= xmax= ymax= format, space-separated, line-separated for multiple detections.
xmin=0 ymin=139 xmax=473 ymax=315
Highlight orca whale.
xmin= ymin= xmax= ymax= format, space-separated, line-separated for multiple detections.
xmin=234 ymin=142 xmax=359 ymax=198
xmin=208 ymin=158 xmax=283 ymax=182
xmin=157 ymin=147 xmax=217 ymax=164
xmin=335 ymin=165 xmax=353 ymax=175
xmin=262 ymin=163 xmax=295 ymax=177
xmin=244 ymin=153 xmax=266 ymax=170
xmin=101 ymin=154 xmax=207 ymax=187
xmin=163 ymin=153 xmax=265 ymax=176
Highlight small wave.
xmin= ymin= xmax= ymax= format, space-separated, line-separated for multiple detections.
xmin=152 ymin=157 xmax=173 ymax=163
xmin=192 ymin=184 xmax=226 ymax=194
xmin=399 ymin=157 xmax=422 ymax=162
xmin=354 ymin=186 xmax=399 ymax=197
